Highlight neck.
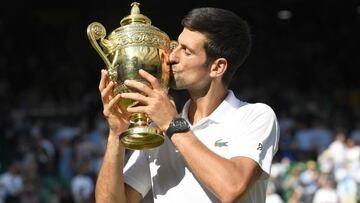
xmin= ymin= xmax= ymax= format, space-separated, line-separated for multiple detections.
xmin=187 ymin=82 xmax=228 ymax=125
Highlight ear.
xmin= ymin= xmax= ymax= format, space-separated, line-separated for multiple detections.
xmin=209 ymin=58 xmax=227 ymax=78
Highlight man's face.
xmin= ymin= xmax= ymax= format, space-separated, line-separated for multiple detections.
xmin=169 ymin=28 xmax=211 ymax=91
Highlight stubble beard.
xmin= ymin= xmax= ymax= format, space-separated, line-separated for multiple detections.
xmin=169 ymin=66 xmax=180 ymax=90
xmin=169 ymin=73 xmax=185 ymax=90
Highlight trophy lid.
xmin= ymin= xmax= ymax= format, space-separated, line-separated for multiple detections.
xmin=120 ymin=2 xmax=152 ymax=26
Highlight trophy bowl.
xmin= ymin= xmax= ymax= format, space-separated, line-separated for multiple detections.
xmin=87 ymin=2 xmax=176 ymax=150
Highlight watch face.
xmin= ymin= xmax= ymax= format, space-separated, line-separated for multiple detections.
xmin=174 ymin=117 xmax=190 ymax=131
xmin=166 ymin=117 xmax=190 ymax=138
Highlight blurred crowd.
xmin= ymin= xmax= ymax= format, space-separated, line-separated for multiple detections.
xmin=1 ymin=1 xmax=360 ymax=203
xmin=267 ymin=108 xmax=360 ymax=203
xmin=1 ymin=81 xmax=360 ymax=203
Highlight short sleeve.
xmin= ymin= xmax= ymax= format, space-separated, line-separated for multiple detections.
xmin=228 ymin=103 xmax=280 ymax=177
xmin=123 ymin=150 xmax=152 ymax=198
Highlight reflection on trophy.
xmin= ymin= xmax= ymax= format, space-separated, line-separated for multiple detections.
xmin=87 ymin=2 xmax=177 ymax=150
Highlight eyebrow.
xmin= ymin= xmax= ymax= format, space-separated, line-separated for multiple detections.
xmin=180 ymin=43 xmax=195 ymax=54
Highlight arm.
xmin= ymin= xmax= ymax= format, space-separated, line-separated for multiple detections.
xmin=170 ymin=131 xmax=263 ymax=202
xmin=173 ymin=104 xmax=279 ymax=202
xmin=95 ymin=69 xmax=142 ymax=203
xmin=121 ymin=70 xmax=268 ymax=202
xmin=96 ymin=135 xmax=142 ymax=203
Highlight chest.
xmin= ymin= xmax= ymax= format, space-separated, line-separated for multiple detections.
xmin=192 ymin=121 xmax=245 ymax=158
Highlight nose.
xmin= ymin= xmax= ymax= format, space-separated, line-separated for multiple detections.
xmin=169 ymin=45 xmax=180 ymax=64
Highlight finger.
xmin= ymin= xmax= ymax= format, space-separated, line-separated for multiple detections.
xmin=126 ymin=105 xmax=146 ymax=114
xmin=103 ymin=94 xmax=122 ymax=117
xmin=101 ymin=81 xmax=115 ymax=102
xmin=139 ymin=69 xmax=161 ymax=90
xmin=124 ymin=79 xmax=154 ymax=97
xmin=107 ymin=94 xmax=122 ymax=110
xmin=121 ymin=92 xmax=148 ymax=105
xmin=168 ymin=95 xmax=176 ymax=107
xmin=99 ymin=69 xmax=108 ymax=91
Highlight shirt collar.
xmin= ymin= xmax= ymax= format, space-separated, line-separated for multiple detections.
xmin=180 ymin=90 xmax=247 ymax=124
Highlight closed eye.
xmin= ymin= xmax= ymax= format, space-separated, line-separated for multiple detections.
xmin=184 ymin=48 xmax=191 ymax=56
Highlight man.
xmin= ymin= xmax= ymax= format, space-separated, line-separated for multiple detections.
xmin=96 ymin=7 xmax=280 ymax=203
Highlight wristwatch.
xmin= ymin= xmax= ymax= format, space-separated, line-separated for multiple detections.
xmin=165 ymin=117 xmax=191 ymax=138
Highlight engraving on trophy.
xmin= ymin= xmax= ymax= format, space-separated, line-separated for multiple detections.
xmin=102 ymin=28 xmax=169 ymax=53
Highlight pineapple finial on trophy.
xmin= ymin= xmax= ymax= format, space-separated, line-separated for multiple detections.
xmin=120 ymin=2 xmax=151 ymax=26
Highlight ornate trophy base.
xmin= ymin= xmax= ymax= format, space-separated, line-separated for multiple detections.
xmin=120 ymin=113 xmax=164 ymax=150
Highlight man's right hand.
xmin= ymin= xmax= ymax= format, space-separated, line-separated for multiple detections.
xmin=99 ymin=69 xmax=129 ymax=137
xmin=96 ymin=69 xmax=141 ymax=203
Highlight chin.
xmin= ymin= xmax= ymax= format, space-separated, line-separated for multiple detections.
xmin=170 ymin=81 xmax=184 ymax=90
xmin=170 ymin=82 xmax=179 ymax=90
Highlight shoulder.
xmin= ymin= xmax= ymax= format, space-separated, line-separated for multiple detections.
xmin=220 ymin=91 xmax=278 ymax=124
xmin=250 ymin=103 xmax=276 ymax=113
xmin=235 ymin=102 xmax=277 ymax=123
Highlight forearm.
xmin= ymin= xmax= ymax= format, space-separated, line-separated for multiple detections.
xmin=95 ymin=133 xmax=126 ymax=203
xmin=171 ymin=132 xmax=260 ymax=202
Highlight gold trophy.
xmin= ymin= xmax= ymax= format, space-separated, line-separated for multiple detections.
xmin=87 ymin=2 xmax=176 ymax=150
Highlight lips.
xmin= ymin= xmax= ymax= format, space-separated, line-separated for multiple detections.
xmin=170 ymin=65 xmax=176 ymax=72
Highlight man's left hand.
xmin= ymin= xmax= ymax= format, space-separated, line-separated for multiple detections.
xmin=121 ymin=69 xmax=178 ymax=131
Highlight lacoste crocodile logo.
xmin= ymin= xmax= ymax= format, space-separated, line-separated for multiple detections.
xmin=215 ymin=139 xmax=228 ymax=147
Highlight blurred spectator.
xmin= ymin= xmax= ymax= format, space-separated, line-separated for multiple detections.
xmin=294 ymin=120 xmax=316 ymax=161
xmin=307 ymin=119 xmax=332 ymax=155
xmin=58 ymin=137 xmax=75 ymax=181
xmin=282 ymin=162 xmax=303 ymax=202
xmin=287 ymin=186 xmax=304 ymax=203
xmin=20 ymin=157 xmax=39 ymax=203
xmin=266 ymin=181 xmax=284 ymax=203
xmin=277 ymin=114 xmax=297 ymax=160
xmin=328 ymin=131 xmax=347 ymax=169
xmin=71 ymin=161 xmax=95 ymax=203
xmin=335 ymin=167 xmax=358 ymax=203
xmin=299 ymin=160 xmax=319 ymax=202
xmin=0 ymin=162 xmax=23 ymax=203
xmin=312 ymin=175 xmax=339 ymax=203
xmin=344 ymin=137 xmax=360 ymax=172
xmin=350 ymin=121 xmax=360 ymax=145
xmin=270 ymin=157 xmax=291 ymax=196
xmin=317 ymin=131 xmax=347 ymax=175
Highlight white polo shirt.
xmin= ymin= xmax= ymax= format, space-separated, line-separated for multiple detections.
xmin=124 ymin=90 xmax=280 ymax=203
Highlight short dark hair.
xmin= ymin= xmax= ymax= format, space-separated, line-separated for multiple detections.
xmin=181 ymin=7 xmax=251 ymax=86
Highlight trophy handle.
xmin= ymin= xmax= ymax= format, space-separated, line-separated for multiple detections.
xmin=87 ymin=22 xmax=112 ymax=68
